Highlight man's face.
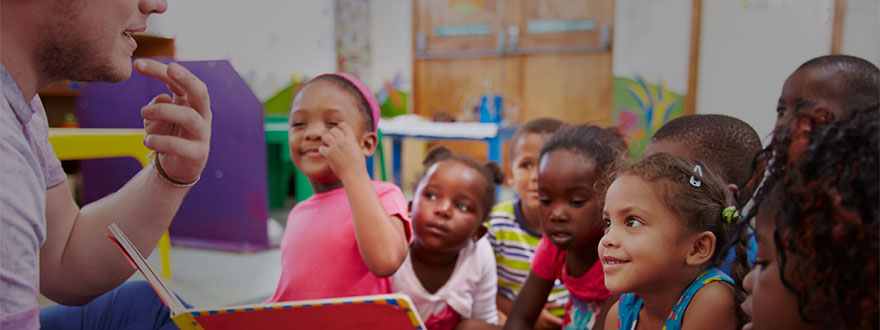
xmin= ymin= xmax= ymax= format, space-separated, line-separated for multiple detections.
xmin=36 ymin=0 xmax=167 ymax=83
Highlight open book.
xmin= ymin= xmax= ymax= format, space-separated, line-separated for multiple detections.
xmin=107 ymin=223 xmax=425 ymax=330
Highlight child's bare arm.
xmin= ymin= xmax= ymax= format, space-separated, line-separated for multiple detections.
xmin=594 ymin=294 xmax=619 ymax=329
xmin=320 ymin=122 xmax=408 ymax=277
xmin=502 ymin=272 xmax=554 ymax=330
xmin=603 ymin=301 xmax=620 ymax=330
xmin=681 ymin=282 xmax=737 ymax=330
xmin=497 ymin=294 xmax=514 ymax=315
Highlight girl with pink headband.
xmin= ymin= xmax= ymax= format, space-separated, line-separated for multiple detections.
xmin=267 ymin=73 xmax=411 ymax=302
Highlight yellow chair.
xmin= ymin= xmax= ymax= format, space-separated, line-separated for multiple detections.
xmin=48 ymin=128 xmax=173 ymax=278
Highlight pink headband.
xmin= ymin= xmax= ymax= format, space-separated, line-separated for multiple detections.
xmin=316 ymin=72 xmax=380 ymax=132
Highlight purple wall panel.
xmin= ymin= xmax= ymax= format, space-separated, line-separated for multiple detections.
xmin=76 ymin=59 xmax=269 ymax=251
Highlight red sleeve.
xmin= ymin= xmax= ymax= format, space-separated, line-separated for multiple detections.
xmin=374 ymin=181 xmax=412 ymax=243
xmin=531 ymin=236 xmax=566 ymax=281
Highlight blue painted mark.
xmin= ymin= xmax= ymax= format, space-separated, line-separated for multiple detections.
xmin=208 ymin=311 xmax=218 ymax=315
xmin=244 ymin=308 xmax=254 ymax=311
xmin=191 ymin=312 xmax=201 ymax=316
xmin=386 ymin=299 xmax=399 ymax=306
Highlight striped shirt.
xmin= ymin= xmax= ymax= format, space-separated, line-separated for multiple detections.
xmin=487 ymin=200 xmax=569 ymax=314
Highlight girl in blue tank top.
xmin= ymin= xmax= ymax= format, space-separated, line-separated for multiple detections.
xmin=598 ymin=154 xmax=750 ymax=330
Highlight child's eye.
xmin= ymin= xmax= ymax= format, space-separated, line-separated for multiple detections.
xmin=423 ymin=192 xmax=436 ymax=200
xmin=519 ymin=162 xmax=533 ymax=169
xmin=775 ymin=108 xmax=785 ymax=118
xmin=456 ymin=202 xmax=471 ymax=212
xmin=538 ymin=197 xmax=550 ymax=206
xmin=290 ymin=122 xmax=304 ymax=128
xmin=603 ymin=218 xmax=611 ymax=228
xmin=327 ymin=121 xmax=339 ymax=127
xmin=569 ymin=199 xmax=586 ymax=207
xmin=625 ymin=217 xmax=643 ymax=227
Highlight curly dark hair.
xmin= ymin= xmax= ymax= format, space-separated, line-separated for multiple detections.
xmin=417 ymin=145 xmax=505 ymax=221
xmin=745 ymin=56 xmax=879 ymax=209
xmin=760 ymin=107 xmax=879 ymax=329
xmin=621 ymin=153 xmax=751 ymax=327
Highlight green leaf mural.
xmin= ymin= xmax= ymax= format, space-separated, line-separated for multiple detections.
xmin=612 ymin=76 xmax=686 ymax=159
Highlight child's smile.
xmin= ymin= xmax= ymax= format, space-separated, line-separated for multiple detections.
xmin=288 ymin=80 xmax=369 ymax=184
xmin=537 ymin=149 xmax=603 ymax=251
xmin=600 ymin=174 xmax=694 ymax=294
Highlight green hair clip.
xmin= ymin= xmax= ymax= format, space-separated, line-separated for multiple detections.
xmin=722 ymin=206 xmax=739 ymax=223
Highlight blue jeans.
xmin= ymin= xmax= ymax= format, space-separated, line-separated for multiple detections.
xmin=40 ymin=281 xmax=189 ymax=330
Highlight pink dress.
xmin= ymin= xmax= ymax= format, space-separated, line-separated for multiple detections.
xmin=531 ymin=237 xmax=611 ymax=329
xmin=267 ymin=181 xmax=411 ymax=302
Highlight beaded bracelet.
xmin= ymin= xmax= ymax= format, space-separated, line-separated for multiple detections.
xmin=148 ymin=151 xmax=200 ymax=187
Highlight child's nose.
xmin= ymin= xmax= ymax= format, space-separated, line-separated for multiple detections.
xmin=303 ymin=123 xmax=324 ymax=141
xmin=548 ymin=207 xmax=567 ymax=223
xmin=434 ymin=200 xmax=451 ymax=218
xmin=600 ymin=228 xmax=618 ymax=247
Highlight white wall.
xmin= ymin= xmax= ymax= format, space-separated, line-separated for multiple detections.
xmin=842 ymin=0 xmax=880 ymax=65
xmin=696 ymin=0 xmax=836 ymax=141
xmin=144 ymin=0 xmax=337 ymax=101
xmin=368 ymin=0 xmax=414 ymax=92
xmin=613 ymin=0 xmax=692 ymax=94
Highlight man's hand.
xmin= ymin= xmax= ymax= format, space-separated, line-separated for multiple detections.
xmin=318 ymin=122 xmax=367 ymax=181
xmin=135 ymin=59 xmax=212 ymax=184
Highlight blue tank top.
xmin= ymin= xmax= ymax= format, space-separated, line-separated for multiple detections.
xmin=616 ymin=268 xmax=733 ymax=330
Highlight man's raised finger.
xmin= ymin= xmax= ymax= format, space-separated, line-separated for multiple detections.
xmin=134 ymin=59 xmax=186 ymax=96
xmin=165 ymin=63 xmax=211 ymax=119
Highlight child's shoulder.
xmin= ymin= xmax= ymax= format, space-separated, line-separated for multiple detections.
xmin=681 ymin=281 xmax=736 ymax=328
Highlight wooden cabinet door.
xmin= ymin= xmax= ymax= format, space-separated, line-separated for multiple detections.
xmin=412 ymin=0 xmax=614 ymax=160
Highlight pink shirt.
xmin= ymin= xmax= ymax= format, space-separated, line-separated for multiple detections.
xmin=267 ymin=181 xmax=411 ymax=302
xmin=531 ymin=237 xmax=610 ymax=304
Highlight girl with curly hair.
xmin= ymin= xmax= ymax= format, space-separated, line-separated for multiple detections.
xmin=600 ymin=153 xmax=751 ymax=330
xmin=741 ymin=108 xmax=879 ymax=330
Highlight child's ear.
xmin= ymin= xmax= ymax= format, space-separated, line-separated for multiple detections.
xmin=685 ymin=231 xmax=716 ymax=266
xmin=727 ymin=183 xmax=740 ymax=203
xmin=504 ymin=168 xmax=514 ymax=186
xmin=472 ymin=224 xmax=488 ymax=242
xmin=360 ymin=131 xmax=378 ymax=157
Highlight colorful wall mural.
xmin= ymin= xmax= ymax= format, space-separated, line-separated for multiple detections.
xmin=612 ymin=76 xmax=686 ymax=158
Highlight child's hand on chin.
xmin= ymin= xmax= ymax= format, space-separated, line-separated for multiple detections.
xmin=319 ymin=122 xmax=367 ymax=180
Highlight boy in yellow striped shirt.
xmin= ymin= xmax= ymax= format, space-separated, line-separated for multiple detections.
xmin=487 ymin=118 xmax=568 ymax=329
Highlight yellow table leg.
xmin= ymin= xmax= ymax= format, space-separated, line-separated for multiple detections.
xmin=48 ymin=128 xmax=174 ymax=278
xmin=159 ymin=230 xmax=172 ymax=279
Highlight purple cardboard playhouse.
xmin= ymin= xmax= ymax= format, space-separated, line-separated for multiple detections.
xmin=76 ymin=59 xmax=270 ymax=251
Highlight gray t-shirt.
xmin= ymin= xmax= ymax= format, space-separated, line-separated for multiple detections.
xmin=1 ymin=63 xmax=67 ymax=329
